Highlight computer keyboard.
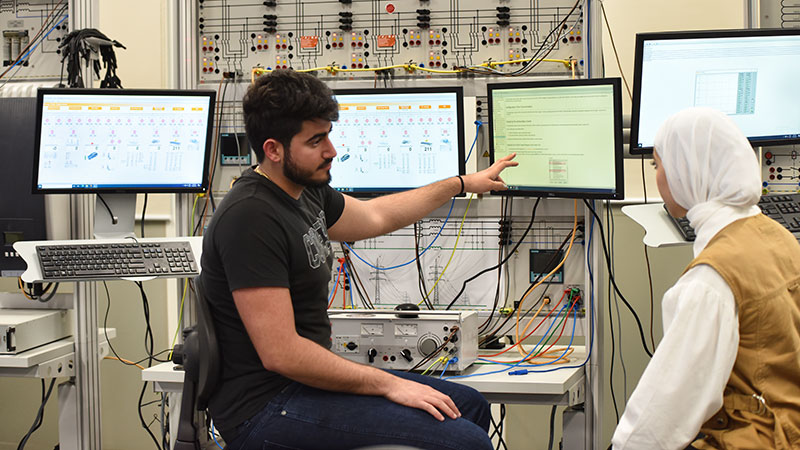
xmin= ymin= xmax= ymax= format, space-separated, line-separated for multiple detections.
xmin=36 ymin=241 xmax=198 ymax=281
xmin=665 ymin=193 xmax=800 ymax=242
xmin=758 ymin=194 xmax=800 ymax=237
xmin=664 ymin=203 xmax=696 ymax=241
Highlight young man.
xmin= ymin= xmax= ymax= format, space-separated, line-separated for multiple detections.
xmin=200 ymin=70 xmax=518 ymax=449
xmin=612 ymin=108 xmax=800 ymax=449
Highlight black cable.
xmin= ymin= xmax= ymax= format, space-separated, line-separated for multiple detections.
xmin=17 ymin=378 xmax=57 ymax=450
xmin=583 ymin=199 xmax=653 ymax=357
xmin=479 ymin=196 xmax=512 ymax=334
xmin=192 ymin=199 xmax=208 ymax=236
xmin=516 ymin=0 xmax=583 ymax=76
xmin=141 ymin=193 xmax=148 ymax=238
xmin=102 ymin=281 xmax=139 ymax=368
xmin=610 ymin=199 xmax=629 ymax=409
xmin=96 ymin=194 xmax=118 ymax=225
xmin=489 ymin=403 xmax=508 ymax=450
xmin=408 ymin=327 xmax=458 ymax=371
xmin=606 ymin=204 xmax=621 ymax=422
xmin=206 ymin=80 xmax=231 ymax=214
xmin=339 ymin=243 xmax=374 ymax=309
xmin=413 ymin=222 xmax=435 ymax=310
xmin=59 ymin=28 xmax=125 ymax=88
xmin=547 ymin=405 xmax=557 ymax=450
xmin=444 ymin=197 xmax=541 ymax=310
xmin=135 ymin=281 xmax=162 ymax=450
xmin=37 ymin=282 xmax=59 ymax=303
xmin=138 ymin=381 xmax=162 ymax=450
xmin=479 ymin=230 xmax=575 ymax=345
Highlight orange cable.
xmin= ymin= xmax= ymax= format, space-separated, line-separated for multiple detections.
xmin=515 ymin=200 xmax=578 ymax=355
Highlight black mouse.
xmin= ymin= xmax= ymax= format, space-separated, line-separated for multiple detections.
xmin=394 ymin=303 xmax=420 ymax=318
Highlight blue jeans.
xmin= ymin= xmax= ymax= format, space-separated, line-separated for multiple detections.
xmin=222 ymin=370 xmax=493 ymax=450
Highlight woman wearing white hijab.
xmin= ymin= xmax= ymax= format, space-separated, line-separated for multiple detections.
xmin=612 ymin=108 xmax=800 ymax=449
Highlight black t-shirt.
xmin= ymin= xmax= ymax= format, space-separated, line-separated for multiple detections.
xmin=200 ymin=167 xmax=344 ymax=434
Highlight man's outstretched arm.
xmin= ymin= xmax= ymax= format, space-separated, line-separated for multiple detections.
xmin=328 ymin=153 xmax=517 ymax=242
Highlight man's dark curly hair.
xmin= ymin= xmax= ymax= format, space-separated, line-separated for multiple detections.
xmin=243 ymin=69 xmax=339 ymax=163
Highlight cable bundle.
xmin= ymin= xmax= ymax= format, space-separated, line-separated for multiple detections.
xmin=59 ymin=28 xmax=125 ymax=88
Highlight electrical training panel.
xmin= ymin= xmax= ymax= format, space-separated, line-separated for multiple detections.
xmin=0 ymin=1 xmax=69 ymax=83
xmin=329 ymin=309 xmax=478 ymax=372
xmin=755 ymin=2 xmax=800 ymax=193
xmin=196 ymin=0 xmax=587 ymax=83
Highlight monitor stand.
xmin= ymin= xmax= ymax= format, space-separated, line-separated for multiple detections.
xmin=93 ymin=193 xmax=136 ymax=239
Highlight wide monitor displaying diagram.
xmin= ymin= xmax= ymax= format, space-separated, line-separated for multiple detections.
xmin=630 ymin=28 xmax=800 ymax=154
xmin=33 ymin=88 xmax=216 ymax=193
xmin=488 ymin=78 xmax=624 ymax=199
xmin=330 ymin=87 xmax=465 ymax=196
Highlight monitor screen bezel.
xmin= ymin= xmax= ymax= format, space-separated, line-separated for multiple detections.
xmin=487 ymin=77 xmax=625 ymax=200
xmin=32 ymin=87 xmax=216 ymax=194
xmin=629 ymin=28 xmax=800 ymax=155
xmin=331 ymin=86 xmax=466 ymax=197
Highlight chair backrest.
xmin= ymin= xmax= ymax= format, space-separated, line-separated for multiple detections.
xmin=193 ymin=276 xmax=221 ymax=410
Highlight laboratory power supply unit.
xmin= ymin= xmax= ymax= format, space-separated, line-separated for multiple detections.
xmin=329 ymin=309 xmax=478 ymax=372
xmin=0 ymin=309 xmax=70 ymax=354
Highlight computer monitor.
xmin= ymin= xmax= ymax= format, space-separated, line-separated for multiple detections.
xmin=487 ymin=78 xmax=624 ymax=200
xmin=32 ymin=88 xmax=216 ymax=237
xmin=330 ymin=87 xmax=465 ymax=196
xmin=630 ymin=28 xmax=800 ymax=154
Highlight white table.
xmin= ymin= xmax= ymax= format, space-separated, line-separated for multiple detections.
xmin=621 ymin=203 xmax=692 ymax=248
xmin=0 ymin=329 xmax=115 ymax=449
xmin=144 ymin=346 xmax=588 ymax=449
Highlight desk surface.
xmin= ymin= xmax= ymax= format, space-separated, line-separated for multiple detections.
xmin=0 ymin=328 xmax=116 ymax=369
xmin=0 ymin=328 xmax=116 ymax=379
xmin=143 ymin=346 xmax=587 ymax=406
xmin=621 ymin=203 xmax=692 ymax=248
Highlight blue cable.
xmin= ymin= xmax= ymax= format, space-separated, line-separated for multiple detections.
xmin=443 ymin=300 xmax=572 ymax=380
xmin=5 ymin=13 xmax=68 ymax=75
xmin=464 ymin=121 xmax=482 ymax=164
xmin=439 ymin=357 xmax=457 ymax=378
xmin=211 ymin=422 xmax=224 ymax=450
xmin=327 ymin=263 xmax=342 ymax=304
xmin=343 ymin=198 xmax=455 ymax=271
xmin=449 ymin=210 xmax=598 ymax=379
xmin=343 ymin=261 xmax=355 ymax=308
xmin=506 ymin=210 xmax=598 ymax=374
xmin=491 ymin=299 xmax=580 ymax=374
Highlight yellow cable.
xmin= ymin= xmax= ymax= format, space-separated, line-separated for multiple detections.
xmin=103 ymin=356 xmax=145 ymax=370
xmin=17 ymin=277 xmax=34 ymax=300
xmin=167 ymin=279 xmax=190 ymax=361
xmin=516 ymin=200 xmax=578 ymax=358
xmin=521 ymin=347 xmax=574 ymax=365
xmin=421 ymin=356 xmax=446 ymax=375
xmin=251 ymin=58 xmax=573 ymax=79
xmin=417 ymin=193 xmax=474 ymax=306
xmin=189 ymin=193 xmax=200 ymax=236
xmin=164 ymin=194 xmax=201 ymax=360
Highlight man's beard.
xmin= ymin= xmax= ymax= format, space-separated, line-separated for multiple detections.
xmin=283 ymin=145 xmax=333 ymax=188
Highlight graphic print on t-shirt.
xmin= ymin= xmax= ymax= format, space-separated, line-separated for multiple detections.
xmin=303 ymin=210 xmax=332 ymax=269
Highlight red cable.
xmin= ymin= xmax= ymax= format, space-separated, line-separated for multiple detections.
xmin=327 ymin=262 xmax=344 ymax=308
xmin=482 ymin=290 xmax=568 ymax=358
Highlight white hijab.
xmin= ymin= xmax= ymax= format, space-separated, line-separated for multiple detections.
xmin=653 ymin=107 xmax=761 ymax=233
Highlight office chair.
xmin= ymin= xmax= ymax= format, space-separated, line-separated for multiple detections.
xmin=173 ymin=277 xmax=221 ymax=450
